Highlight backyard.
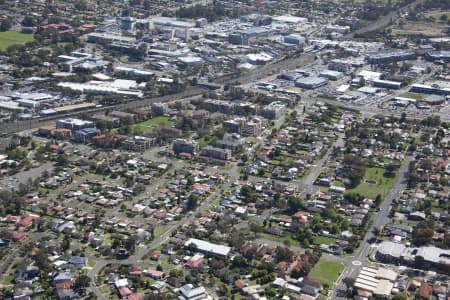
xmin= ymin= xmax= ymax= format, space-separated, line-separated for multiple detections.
xmin=312 ymin=235 xmax=337 ymax=245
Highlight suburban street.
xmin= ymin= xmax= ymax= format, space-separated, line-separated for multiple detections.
xmin=88 ymin=178 xmax=233 ymax=299
xmin=332 ymin=155 xmax=413 ymax=299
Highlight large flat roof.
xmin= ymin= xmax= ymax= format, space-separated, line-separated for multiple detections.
xmin=185 ymin=238 xmax=231 ymax=257
xmin=53 ymin=102 xmax=96 ymax=112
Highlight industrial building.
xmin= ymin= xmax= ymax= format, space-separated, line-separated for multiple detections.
xmin=324 ymin=25 xmax=350 ymax=34
xmin=86 ymin=32 xmax=136 ymax=50
xmin=425 ymin=50 xmax=450 ymax=63
xmin=57 ymin=79 xmax=143 ymax=97
xmin=354 ymin=267 xmax=398 ymax=298
xmin=372 ymin=79 xmax=402 ymax=90
xmin=410 ymin=82 xmax=450 ymax=96
xmin=319 ymin=70 xmax=344 ymax=81
xmin=229 ymin=27 xmax=274 ymax=45
xmin=150 ymin=16 xmax=195 ymax=30
xmin=295 ymin=76 xmax=328 ymax=89
xmin=366 ymin=50 xmax=415 ymax=64
xmin=114 ymin=66 xmax=154 ymax=79
xmin=284 ymin=34 xmax=305 ymax=46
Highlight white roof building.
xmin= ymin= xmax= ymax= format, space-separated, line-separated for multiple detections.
xmin=358 ymin=70 xmax=382 ymax=81
xmin=178 ymin=284 xmax=212 ymax=300
xmin=185 ymin=238 xmax=231 ymax=257
xmin=354 ymin=267 xmax=397 ymax=297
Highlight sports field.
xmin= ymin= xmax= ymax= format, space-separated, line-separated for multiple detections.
xmin=0 ymin=31 xmax=34 ymax=51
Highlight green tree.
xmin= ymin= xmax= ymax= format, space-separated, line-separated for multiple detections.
xmin=412 ymin=219 xmax=434 ymax=246
xmin=0 ymin=18 xmax=12 ymax=32
xmin=392 ymin=292 xmax=408 ymax=300
xmin=61 ymin=235 xmax=71 ymax=252
xmin=187 ymin=194 xmax=198 ymax=210
xmin=75 ymin=274 xmax=91 ymax=289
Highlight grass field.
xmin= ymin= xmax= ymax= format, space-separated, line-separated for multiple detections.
xmin=112 ymin=116 xmax=175 ymax=134
xmin=347 ymin=167 xmax=396 ymax=199
xmin=400 ymin=92 xmax=425 ymax=100
xmin=0 ymin=31 xmax=34 ymax=51
xmin=308 ymin=259 xmax=344 ymax=286
xmin=132 ymin=116 xmax=174 ymax=133
xmin=391 ymin=21 xmax=446 ymax=37
xmin=425 ymin=11 xmax=450 ymax=23
xmin=313 ymin=235 xmax=337 ymax=245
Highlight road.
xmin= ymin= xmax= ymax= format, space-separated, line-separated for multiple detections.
xmin=304 ymin=133 xmax=345 ymax=186
xmin=332 ymin=155 xmax=413 ymax=299
xmin=88 ymin=180 xmax=232 ymax=299
xmin=342 ymin=0 xmax=428 ymax=38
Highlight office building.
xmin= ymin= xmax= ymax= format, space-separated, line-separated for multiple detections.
xmin=56 ymin=118 xmax=94 ymax=132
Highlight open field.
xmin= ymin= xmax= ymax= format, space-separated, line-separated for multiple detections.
xmin=425 ymin=10 xmax=450 ymax=23
xmin=0 ymin=31 xmax=34 ymax=51
xmin=391 ymin=21 xmax=446 ymax=37
xmin=347 ymin=167 xmax=397 ymax=199
xmin=134 ymin=116 xmax=175 ymax=133
xmin=112 ymin=116 xmax=175 ymax=134
xmin=308 ymin=259 xmax=344 ymax=286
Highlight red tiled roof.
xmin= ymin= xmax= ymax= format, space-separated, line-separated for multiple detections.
xmin=123 ymin=293 xmax=143 ymax=300
xmin=55 ymin=280 xmax=73 ymax=289
xmin=419 ymin=282 xmax=432 ymax=298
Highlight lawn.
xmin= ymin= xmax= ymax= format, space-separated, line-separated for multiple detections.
xmin=308 ymin=259 xmax=344 ymax=286
xmin=153 ymin=225 xmax=168 ymax=239
xmin=347 ymin=167 xmax=397 ymax=199
xmin=313 ymin=235 xmax=336 ymax=245
xmin=133 ymin=116 xmax=174 ymax=133
xmin=138 ymin=116 xmax=174 ymax=127
xmin=259 ymin=232 xmax=303 ymax=247
xmin=112 ymin=116 xmax=175 ymax=134
xmin=0 ymin=31 xmax=34 ymax=51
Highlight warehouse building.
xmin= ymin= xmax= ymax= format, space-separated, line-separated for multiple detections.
xmin=354 ymin=267 xmax=398 ymax=298
xmin=284 ymin=34 xmax=305 ymax=46
xmin=366 ymin=50 xmax=415 ymax=64
xmin=372 ymin=79 xmax=402 ymax=90
xmin=410 ymin=82 xmax=450 ymax=96
xmin=425 ymin=50 xmax=450 ymax=63
xmin=295 ymin=76 xmax=328 ymax=89
xmin=319 ymin=70 xmax=344 ymax=81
